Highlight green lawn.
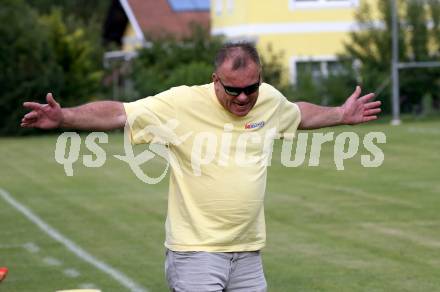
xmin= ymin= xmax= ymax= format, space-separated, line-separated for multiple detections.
xmin=0 ymin=119 xmax=439 ymax=292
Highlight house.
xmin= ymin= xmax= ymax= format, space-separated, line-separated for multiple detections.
xmin=102 ymin=0 xmax=211 ymax=98
xmin=211 ymin=0 xmax=375 ymax=84
xmin=103 ymin=0 xmax=210 ymax=62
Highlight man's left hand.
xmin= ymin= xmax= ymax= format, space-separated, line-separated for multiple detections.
xmin=340 ymin=86 xmax=381 ymax=125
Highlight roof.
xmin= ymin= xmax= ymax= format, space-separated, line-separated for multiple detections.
xmin=123 ymin=0 xmax=210 ymax=39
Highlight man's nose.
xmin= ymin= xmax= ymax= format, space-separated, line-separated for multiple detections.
xmin=236 ymin=92 xmax=248 ymax=102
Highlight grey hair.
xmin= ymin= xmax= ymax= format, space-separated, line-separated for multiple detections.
xmin=214 ymin=42 xmax=261 ymax=71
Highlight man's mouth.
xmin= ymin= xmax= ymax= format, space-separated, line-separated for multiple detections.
xmin=233 ymin=101 xmax=249 ymax=106
xmin=233 ymin=102 xmax=249 ymax=108
xmin=231 ymin=101 xmax=251 ymax=114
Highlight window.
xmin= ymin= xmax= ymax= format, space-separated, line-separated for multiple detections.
xmin=290 ymin=0 xmax=359 ymax=9
xmin=227 ymin=0 xmax=234 ymax=13
xmin=291 ymin=57 xmax=344 ymax=85
xmin=215 ymin=0 xmax=223 ymax=15
xmin=297 ymin=61 xmax=323 ymax=83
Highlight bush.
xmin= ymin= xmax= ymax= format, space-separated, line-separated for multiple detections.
xmin=0 ymin=0 xmax=103 ymax=135
xmin=0 ymin=0 xmax=58 ymax=135
xmin=131 ymin=26 xmax=224 ymax=98
xmin=290 ymin=61 xmax=358 ymax=106
xmin=341 ymin=0 xmax=440 ymax=114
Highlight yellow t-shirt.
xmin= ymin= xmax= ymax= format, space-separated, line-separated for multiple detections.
xmin=123 ymin=83 xmax=301 ymax=252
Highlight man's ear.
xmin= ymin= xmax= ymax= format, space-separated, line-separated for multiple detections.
xmin=212 ymin=73 xmax=217 ymax=82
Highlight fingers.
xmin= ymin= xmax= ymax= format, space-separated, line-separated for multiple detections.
xmin=350 ymin=86 xmax=376 ymax=103
xmin=23 ymin=101 xmax=43 ymax=111
xmin=46 ymin=93 xmax=57 ymax=108
xmin=363 ymin=115 xmax=378 ymax=122
xmin=363 ymin=100 xmax=381 ymax=119
xmin=349 ymin=86 xmax=362 ymax=100
xmin=21 ymin=116 xmax=38 ymax=127
xmin=359 ymin=93 xmax=376 ymax=103
xmin=23 ymin=93 xmax=57 ymax=111
xmin=23 ymin=111 xmax=39 ymax=120
xmin=364 ymin=108 xmax=381 ymax=116
xmin=365 ymin=100 xmax=381 ymax=109
xmin=21 ymin=93 xmax=58 ymax=129
xmin=22 ymin=101 xmax=42 ymax=128
xmin=21 ymin=121 xmax=36 ymax=128
xmin=21 ymin=115 xmax=38 ymax=127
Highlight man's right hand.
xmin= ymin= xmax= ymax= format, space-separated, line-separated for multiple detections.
xmin=21 ymin=93 xmax=63 ymax=129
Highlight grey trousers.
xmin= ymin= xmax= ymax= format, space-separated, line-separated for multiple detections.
xmin=165 ymin=249 xmax=267 ymax=292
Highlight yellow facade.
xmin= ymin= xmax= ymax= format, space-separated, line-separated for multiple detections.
xmin=122 ymin=24 xmax=142 ymax=52
xmin=211 ymin=0 xmax=379 ymax=83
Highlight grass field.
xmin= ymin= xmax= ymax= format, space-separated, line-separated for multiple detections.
xmin=1 ymin=118 xmax=439 ymax=292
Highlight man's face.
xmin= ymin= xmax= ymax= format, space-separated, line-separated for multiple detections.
xmin=212 ymin=60 xmax=261 ymax=117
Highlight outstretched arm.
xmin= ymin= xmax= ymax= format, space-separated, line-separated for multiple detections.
xmin=21 ymin=93 xmax=126 ymax=131
xmin=296 ymin=86 xmax=381 ymax=130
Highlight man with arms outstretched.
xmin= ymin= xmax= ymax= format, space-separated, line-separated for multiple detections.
xmin=21 ymin=43 xmax=380 ymax=292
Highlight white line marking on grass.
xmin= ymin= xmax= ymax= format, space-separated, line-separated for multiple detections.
xmin=23 ymin=242 xmax=40 ymax=253
xmin=0 ymin=188 xmax=148 ymax=292
xmin=43 ymin=257 xmax=63 ymax=267
xmin=299 ymin=182 xmax=418 ymax=208
xmin=362 ymin=223 xmax=440 ymax=249
xmin=79 ymin=283 xmax=98 ymax=289
xmin=63 ymin=268 xmax=81 ymax=278
xmin=0 ymin=243 xmax=25 ymax=249
xmin=408 ymin=127 xmax=440 ymax=135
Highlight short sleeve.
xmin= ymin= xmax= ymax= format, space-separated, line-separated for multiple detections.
xmin=123 ymin=88 xmax=178 ymax=145
xmin=278 ymin=98 xmax=301 ymax=139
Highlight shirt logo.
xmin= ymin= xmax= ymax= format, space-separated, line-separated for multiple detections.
xmin=245 ymin=121 xmax=265 ymax=130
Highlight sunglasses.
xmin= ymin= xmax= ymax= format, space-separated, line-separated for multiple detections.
xmin=217 ymin=75 xmax=261 ymax=97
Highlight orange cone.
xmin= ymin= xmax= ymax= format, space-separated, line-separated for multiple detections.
xmin=0 ymin=267 xmax=8 ymax=282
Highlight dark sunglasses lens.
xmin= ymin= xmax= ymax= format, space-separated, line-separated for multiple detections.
xmin=243 ymin=83 xmax=260 ymax=95
xmin=224 ymin=87 xmax=240 ymax=96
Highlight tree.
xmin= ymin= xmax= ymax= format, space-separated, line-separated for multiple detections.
xmin=39 ymin=10 xmax=103 ymax=106
xmin=0 ymin=0 xmax=103 ymax=135
xmin=0 ymin=0 xmax=59 ymax=135
xmin=24 ymin=0 xmax=110 ymax=25
xmin=131 ymin=26 xmax=224 ymax=98
xmin=342 ymin=0 xmax=440 ymax=114
xmin=260 ymin=44 xmax=288 ymax=93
